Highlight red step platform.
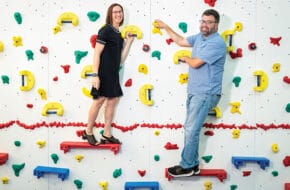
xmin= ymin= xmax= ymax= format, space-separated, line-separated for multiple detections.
xmin=285 ymin=183 xmax=290 ymax=190
xmin=60 ymin=141 xmax=120 ymax=155
xmin=165 ymin=168 xmax=227 ymax=182
xmin=0 ymin=153 xmax=9 ymax=165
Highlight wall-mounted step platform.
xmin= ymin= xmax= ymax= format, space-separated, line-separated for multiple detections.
xmin=60 ymin=141 xmax=120 ymax=154
xmin=232 ymin=156 xmax=270 ymax=170
xmin=124 ymin=181 xmax=159 ymax=190
xmin=165 ymin=168 xmax=227 ymax=182
xmin=33 ymin=166 xmax=69 ymax=181
xmin=285 ymin=183 xmax=290 ymax=190
xmin=0 ymin=153 xmax=8 ymax=165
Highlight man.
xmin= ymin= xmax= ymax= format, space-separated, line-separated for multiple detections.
xmin=155 ymin=9 xmax=226 ymax=177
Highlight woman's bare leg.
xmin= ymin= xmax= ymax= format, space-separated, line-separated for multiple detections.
xmin=86 ymin=97 xmax=106 ymax=135
xmin=102 ymin=97 xmax=119 ymax=137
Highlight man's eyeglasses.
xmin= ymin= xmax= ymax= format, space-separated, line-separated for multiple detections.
xmin=199 ymin=20 xmax=216 ymax=25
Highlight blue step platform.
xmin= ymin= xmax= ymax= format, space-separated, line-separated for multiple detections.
xmin=33 ymin=166 xmax=69 ymax=181
xmin=232 ymin=156 xmax=270 ymax=170
xmin=124 ymin=181 xmax=159 ymax=190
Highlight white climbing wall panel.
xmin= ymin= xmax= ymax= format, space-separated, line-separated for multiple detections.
xmin=0 ymin=0 xmax=290 ymax=190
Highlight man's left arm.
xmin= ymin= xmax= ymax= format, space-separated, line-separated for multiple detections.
xmin=180 ymin=57 xmax=204 ymax=68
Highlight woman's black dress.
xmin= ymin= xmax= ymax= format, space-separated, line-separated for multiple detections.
xmin=94 ymin=24 xmax=124 ymax=98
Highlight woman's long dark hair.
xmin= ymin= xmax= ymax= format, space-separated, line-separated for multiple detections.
xmin=105 ymin=3 xmax=124 ymax=26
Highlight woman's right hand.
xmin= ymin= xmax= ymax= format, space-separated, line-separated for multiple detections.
xmin=92 ymin=76 xmax=100 ymax=89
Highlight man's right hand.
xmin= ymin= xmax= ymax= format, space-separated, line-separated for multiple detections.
xmin=154 ymin=19 xmax=167 ymax=29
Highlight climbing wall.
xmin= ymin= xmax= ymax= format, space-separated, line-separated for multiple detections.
xmin=0 ymin=0 xmax=290 ymax=190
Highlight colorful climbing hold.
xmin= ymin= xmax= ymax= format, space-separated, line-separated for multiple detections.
xmin=204 ymin=0 xmax=217 ymax=7
xmin=204 ymin=180 xmax=212 ymax=190
xmin=138 ymin=170 xmax=146 ymax=177
xmin=87 ymin=11 xmax=100 ymax=22
xmin=99 ymin=181 xmax=108 ymax=190
xmin=74 ymin=50 xmax=88 ymax=64
xmin=179 ymin=73 xmax=188 ymax=84
xmin=12 ymin=163 xmax=25 ymax=176
xmin=113 ymin=168 xmax=122 ymax=178
xmin=248 ymin=42 xmax=257 ymax=50
xmin=14 ymin=12 xmax=22 ymax=24
xmin=75 ymin=154 xmax=84 ymax=162
xmin=270 ymin=36 xmax=282 ymax=46
xmin=285 ymin=103 xmax=290 ymax=113
xmin=152 ymin=22 xmax=162 ymax=35
xmin=25 ymin=50 xmax=34 ymax=61
xmin=230 ymin=184 xmax=238 ymax=190
xmin=271 ymin=143 xmax=279 ymax=153
xmin=272 ymin=63 xmax=280 ymax=72
xmin=124 ymin=78 xmax=132 ymax=87
xmin=154 ymin=130 xmax=160 ymax=136
xmin=151 ymin=50 xmax=161 ymax=60
xmin=202 ymin=155 xmax=213 ymax=163
xmin=272 ymin=170 xmax=278 ymax=177
xmin=142 ymin=44 xmax=150 ymax=52
xmin=74 ymin=179 xmax=83 ymax=189
xmin=232 ymin=129 xmax=240 ymax=139
xmin=1 ymin=75 xmax=9 ymax=84
xmin=51 ymin=153 xmax=59 ymax=164
xmin=232 ymin=76 xmax=241 ymax=87
xmin=1 ymin=176 xmax=9 ymax=184
xmin=14 ymin=141 xmax=21 ymax=147
xmin=138 ymin=64 xmax=148 ymax=74
xmin=61 ymin=65 xmax=70 ymax=73
xmin=36 ymin=140 xmax=46 ymax=148
xmin=154 ymin=155 xmax=160 ymax=161
xmin=178 ymin=22 xmax=187 ymax=33
xmin=0 ymin=41 xmax=4 ymax=52
xmin=40 ymin=46 xmax=48 ymax=54
xmin=12 ymin=36 xmax=23 ymax=47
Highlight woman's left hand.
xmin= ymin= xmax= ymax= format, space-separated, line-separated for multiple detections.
xmin=126 ymin=32 xmax=135 ymax=42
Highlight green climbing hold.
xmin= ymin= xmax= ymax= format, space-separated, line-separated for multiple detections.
xmin=14 ymin=12 xmax=22 ymax=24
xmin=285 ymin=103 xmax=290 ymax=113
xmin=14 ymin=141 xmax=21 ymax=147
xmin=12 ymin=163 xmax=25 ymax=176
xmin=230 ymin=184 xmax=238 ymax=190
xmin=154 ymin=155 xmax=160 ymax=161
xmin=74 ymin=179 xmax=83 ymax=189
xmin=232 ymin=76 xmax=241 ymax=87
xmin=25 ymin=50 xmax=34 ymax=61
xmin=74 ymin=50 xmax=88 ymax=64
xmin=202 ymin=155 xmax=213 ymax=163
xmin=87 ymin=11 xmax=100 ymax=22
xmin=1 ymin=75 xmax=9 ymax=84
xmin=113 ymin=168 xmax=122 ymax=178
xmin=178 ymin=22 xmax=188 ymax=33
xmin=272 ymin=170 xmax=278 ymax=177
xmin=151 ymin=50 xmax=161 ymax=60
xmin=51 ymin=153 xmax=59 ymax=164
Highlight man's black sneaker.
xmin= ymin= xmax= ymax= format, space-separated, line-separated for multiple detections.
xmin=168 ymin=165 xmax=200 ymax=177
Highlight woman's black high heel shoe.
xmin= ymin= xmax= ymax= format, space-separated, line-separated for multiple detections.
xmin=100 ymin=135 xmax=121 ymax=144
xmin=82 ymin=130 xmax=99 ymax=145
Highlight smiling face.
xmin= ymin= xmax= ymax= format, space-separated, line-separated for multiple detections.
xmin=199 ymin=15 xmax=218 ymax=37
xmin=106 ymin=3 xmax=124 ymax=27
xmin=111 ymin=5 xmax=124 ymax=27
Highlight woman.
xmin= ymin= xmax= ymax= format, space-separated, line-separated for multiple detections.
xmin=83 ymin=3 xmax=134 ymax=145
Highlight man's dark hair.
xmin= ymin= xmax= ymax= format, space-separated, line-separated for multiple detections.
xmin=202 ymin=9 xmax=220 ymax=23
